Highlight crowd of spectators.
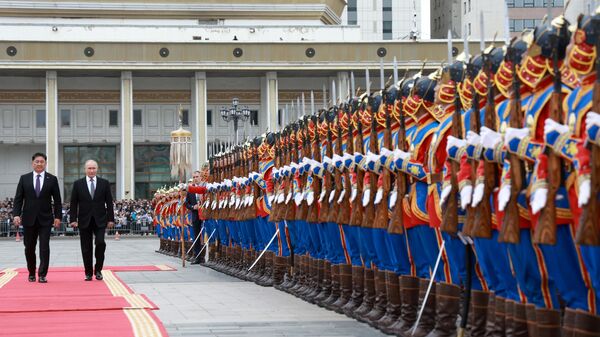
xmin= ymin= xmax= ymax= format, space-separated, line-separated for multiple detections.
xmin=1 ymin=198 xmax=154 ymax=235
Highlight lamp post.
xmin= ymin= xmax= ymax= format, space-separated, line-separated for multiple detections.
xmin=220 ymin=97 xmax=250 ymax=144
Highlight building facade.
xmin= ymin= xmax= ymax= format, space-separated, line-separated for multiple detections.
xmin=0 ymin=0 xmax=472 ymax=200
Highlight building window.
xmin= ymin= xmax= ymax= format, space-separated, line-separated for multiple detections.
xmin=133 ymin=109 xmax=142 ymax=126
xmin=523 ymin=19 xmax=535 ymax=29
xmin=553 ymin=0 xmax=563 ymax=6
xmin=464 ymin=1 xmax=467 ymax=14
xmin=468 ymin=23 xmax=471 ymax=35
xmin=181 ymin=109 xmax=189 ymax=127
xmin=507 ymin=0 xmax=515 ymax=7
xmin=523 ymin=0 xmax=534 ymax=7
xmin=468 ymin=0 xmax=471 ymax=11
xmin=36 ymin=109 xmax=45 ymax=128
xmin=509 ymin=19 xmax=516 ymax=32
xmin=383 ymin=21 xmax=393 ymax=40
xmin=60 ymin=109 xmax=71 ymax=127
xmin=206 ymin=109 xmax=212 ymax=126
xmin=250 ymin=110 xmax=259 ymax=126
xmin=278 ymin=109 xmax=282 ymax=126
xmin=109 ymin=109 xmax=118 ymax=126
xmin=347 ymin=0 xmax=357 ymax=25
xmin=134 ymin=145 xmax=171 ymax=200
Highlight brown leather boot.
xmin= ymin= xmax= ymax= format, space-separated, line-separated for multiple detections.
xmin=491 ymin=297 xmax=507 ymax=337
xmin=314 ymin=260 xmax=332 ymax=305
xmin=573 ymin=309 xmax=600 ymax=337
xmin=525 ymin=303 xmax=537 ymax=337
xmin=341 ymin=265 xmax=364 ymax=315
xmin=256 ymin=251 xmax=274 ymax=287
xmin=302 ymin=258 xmax=321 ymax=300
xmin=423 ymin=282 xmax=460 ymax=337
xmin=272 ymin=256 xmax=287 ymax=286
xmin=364 ymin=270 xmax=388 ymax=326
xmin=381 ymin=275 xmax=420 ymax=336
xmin=483 ymin=292 xmax=496 ymax=337
xmin=562 ymin=308 xmax=576 ymax=337
xmin=321 ymin=264 xmax=340 ymax=308
xmin=277 ymin=255 xmax=295 ymax=291
xmin=505 ymin=300 xmax=515 ymax=337
xmin=535 ymin=308 xmax=561 ymax=337
xmin=329 ymin=264 xmax=352 ymax=311
xmin=512 ymin=302 xmax=529 ymax=337
xmin=289 ymin=255 xmax=306 ymax=294
xmin=467 ymin=290 xmax=489 ymax=337
xmin=353 ymin=268 xmax=376 ymax=321
xmin=375 ymin=271 xmax=401 ymax=329
xmin=406 ymin=278 xmax=436 ymax=337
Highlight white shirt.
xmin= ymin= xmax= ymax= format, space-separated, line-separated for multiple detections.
xmin=87 ymin=176 xmax=96 ymax=196
xmin=32 ymin=171 xmax=45 ymax=191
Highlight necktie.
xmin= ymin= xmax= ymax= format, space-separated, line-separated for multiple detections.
xmin=90 ymin=178 xmax=95 ymax=199
xmin=35 ymin=174 xmax=41 ymax=197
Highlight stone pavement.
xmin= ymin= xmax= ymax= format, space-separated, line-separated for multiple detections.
xmin=0 ymin=237 xmax=388 ymax=337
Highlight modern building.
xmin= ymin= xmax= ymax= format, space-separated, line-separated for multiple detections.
xmin=0 ymin=0 xmax=477 ymax=200
xmin=345 ymin=0 xmax=430 ymax=40
xmin=433 ymin=0 xmax=582 ymax=41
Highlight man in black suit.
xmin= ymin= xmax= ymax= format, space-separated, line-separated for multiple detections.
xmin=185 ymin=170 xmax=204 ymax=264
xmin=13 ymin=152 xmax=62 ymax=283
xmin=69 ymin=159 xmax=114 ymax=281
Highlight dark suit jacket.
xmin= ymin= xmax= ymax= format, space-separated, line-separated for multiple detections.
xmin=185 ymin=191 xmax=200 ymax=223
xmin=13 ymin=172 xmax=62 ymax=227
xmin=69 ymin=176 xmax=114 ymax=229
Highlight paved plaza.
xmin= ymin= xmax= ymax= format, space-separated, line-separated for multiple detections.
xmin=0 ymin=236 xmax=388 ymax=337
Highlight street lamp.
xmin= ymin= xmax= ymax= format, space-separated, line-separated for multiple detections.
xmin=220 ymin=97 xmax=250 ymax=144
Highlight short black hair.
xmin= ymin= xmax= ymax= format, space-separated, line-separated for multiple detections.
xmin=32 ymin=152 xmax=47 ymax=161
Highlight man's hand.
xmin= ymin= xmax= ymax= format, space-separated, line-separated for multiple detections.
xmin=13 ymin=216 xmax=21 ymax=226
xmin=70 ymin=222 xmax=78 ymax=228
xmin=193 ymin=204 xmax=199 ymax=210
xmin=107 ymin=221 xmax=115 ymax=228
xmin=53 ymin=219 xmax=61 ymax=229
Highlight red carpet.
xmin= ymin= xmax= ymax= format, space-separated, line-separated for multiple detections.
xmin=0 ymin=266 xmax=169 ymax=337
xmin=15 ymin=264 xmax=176 ymax=273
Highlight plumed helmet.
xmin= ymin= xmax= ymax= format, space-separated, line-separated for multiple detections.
xmin=383 ymin=84 xmax=399 ymax=105
xmin=414 ymin=76 xmax=437 ymax=103
xmin=527 ymin=15 xmax=571 ymax=60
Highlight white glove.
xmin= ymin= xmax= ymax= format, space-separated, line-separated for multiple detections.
xmin=337 ymin=189 xmax=346 ymax=204
xmin=362 ymin=188 xmax=371 ymax=207
xmin=439 ymin=185 xmax=451 ymax=207
xmin=578 ymin=177 xmax=591 ymax=207
xmin=393 ymin=148 xmax=411 ymax=161
xmin=211 ymin=200 xmax=217 ymax=210
xmin=466 ymin=131 xmax=481 ymax=146
xmin=446 ymin=136 xmax=467 ymax=153
xmin=294 ymin=192 xmax=303 ymax=206
xmin=504 ymin=127 xmax=529 ymax=145
xmin=306 ymin=190 xmax=315 ymax=206
xmin=480 ymin=127 xmax=503 ymax=150
xmin=319 ymin=190 xmax=327 ymax=203
xmin=285 ymin=192 xmax=292 ymax=204
xmin=585 ymin=111 xmax=600 ymax=129
xmin=530 ymin=188 xmax=548 ymax=215
xmin=460 ymin=185 xmax=473 ymax=210
xmin=389 ymin=190 xmax=398 ymax=208
xmin=374 ymin=187 xmax=383 ymax=205
xmin=268 ymin=194 xmax=275 ymax=205
xmin=544 ymin=118 xmax=569 ymax=136
xmin=471 ymin=183 xmax=485 ymax=207
xmin=276 ymin=192 xmax=284 ymax=204
xmin=498 ymin=184 xmax=511 ymax=212
xmin=350 ymin=187 xmax=358 ymax=202
xmin=329 ymin=190 xmax=336 ymax=203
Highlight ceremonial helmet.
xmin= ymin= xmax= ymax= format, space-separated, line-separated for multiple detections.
xmin=474 ymin=46 xmax=505 ymax=96
xmin=495 ymin=39 xmax=528 ymax=97
xmin=403 ymin=71 xmax=437 ymax=118
xmin=519 ymin=15 xmax=571 ymax=89
xmin=436 ymin=59 xmax=467 ymax=105
xmin=568 ymin=10 xmax=600 ymax=76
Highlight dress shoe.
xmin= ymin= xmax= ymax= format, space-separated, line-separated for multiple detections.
xmin=28 ymin=275 xmax=36 ymax=282
xmin=85 ymin=274 xmax=93 ymax=281
xmin=95 ymin=271 xmax=103 ymax=280
xmin=38 ymin=276 xmax=47 ymax=283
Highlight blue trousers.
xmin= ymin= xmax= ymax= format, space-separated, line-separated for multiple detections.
xmin=276 ymin=220 xmax=291 ymax=256
xmin=386 ymin=232 xmax=411 ymax=275
xmin=405 ymin=225 xmax=446 ymax=281
xmin=474 ymin=230 xmax=519 ymax=300
xmin=358 ymin=227 xmax=379 ymax=268
xmin=325 ymin=222 xmax=346 ymax=264
xmin=538 ymin=225 xmax=595 ymax=311
xmin=307 ymin=222 xmax=323 ymax=258
xmin=372 ymin=228 xmax=395 ymax=271
xmin=580 ymin=244 xmax=600 ymax=312
xmin=342 ymin=224 xmax=363 ymax=266
xmin=507 ymin=229 xmax=559 ymax=309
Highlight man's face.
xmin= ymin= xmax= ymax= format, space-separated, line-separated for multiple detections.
xmin=32 ymin=156 xmax=47 ymax=173
xmin=192 ymin=172 xmax=201 ymax=184
xmin=85 ymin=162 xmax=98 ymax=178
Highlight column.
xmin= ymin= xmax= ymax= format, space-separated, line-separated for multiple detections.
xmin=120 ymin=71 xmax=134 ymax=200
xmin=265 ymin=71 xmax=278 ymax=133
xmin=337 ymin=72 xmax=350 ymax=103
xmin=191 ymin=72 xmax=208 ymax=167
xmin=45 ymin=71 xmax=59 ymax=176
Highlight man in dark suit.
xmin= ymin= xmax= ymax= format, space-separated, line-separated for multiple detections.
xmin=69 ymin=159 xmax=114 ymax=281
xmin=13 ymin=152 xmax=62 ymax=283
xmin=186 ymin=170 xmax=204 ymax=264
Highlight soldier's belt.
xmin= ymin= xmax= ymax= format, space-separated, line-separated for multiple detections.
xmin=427 ymin=172 xmax=443 ymax=184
